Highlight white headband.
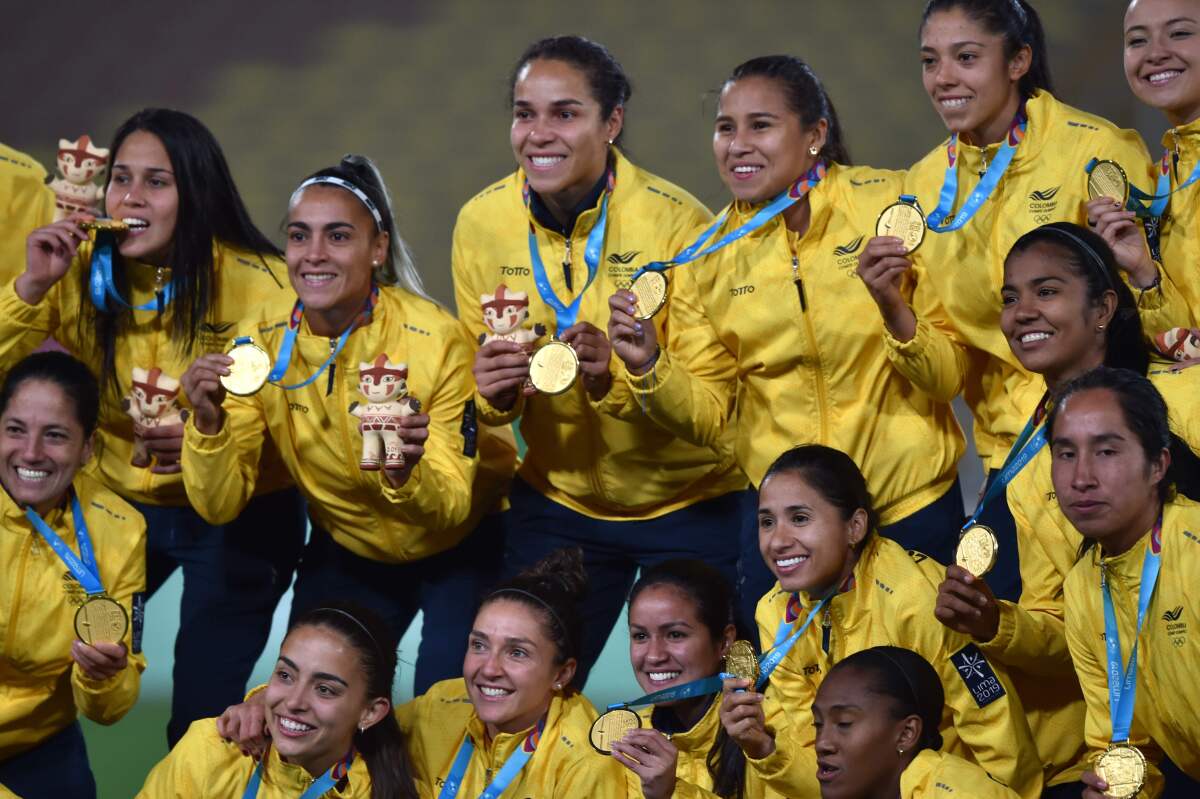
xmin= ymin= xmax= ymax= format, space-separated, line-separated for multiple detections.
xmin=297 ymin=175 xmax=384 ymax=231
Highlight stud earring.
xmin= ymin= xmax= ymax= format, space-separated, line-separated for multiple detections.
xmin=607 ymin=139 xmax=614 ymax=145
xmin=897 ymin=747 xmax=905 ymax=755
xmin=1097 ymin=324 xmax=1105 ymax=331
xmin=554 ymin=682 xmax=562 ymax=691
xmin=809 ymin=145 xmax=819 ymax=156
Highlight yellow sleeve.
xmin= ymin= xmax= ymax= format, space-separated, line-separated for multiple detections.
xmin=0 ymin=781 xmax=20 ymax=799
xmin=0 ymin=275 xmax=61 ymax=370
xmin=72 ymin=514 xmax=147 ymax=725
xmin=180 ymin=391 xmax=267 ymax=525
xmin=135 ymin=718 xmax=225 ymax=798
xmin=1134 ymin=267 xmax=1194 ymax=340
xmin=550 ymin=750 xmax=627 ymax=799
xmin=745 ymin=692 xmax=819 ymax=798
xmin=981 ymin=497 xmax=1073 ymax=676
xmin=882 ymin=265 xmax=970 ymax=403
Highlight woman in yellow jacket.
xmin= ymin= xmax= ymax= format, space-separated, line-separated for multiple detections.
xmin=0 ymin=351 xmax=146 ymax=799
xmin=934 ymin=223 xmax=1200 ymax=797
xmin=181 ymin=155 xmax=484 ymax=690
xmin=454 ymin=35 xmax=746 ymax=682
xmin=857 ymin=0 xmax=1173 ymax=604
xmin=0 ymin=142 xmax=55 ymax=286
xmin=2 ymin=109 xmax=305 ymax=746
xmin=139 ymin=604 xmax=420 ymax=798
xmin=1050 ymin=368 xmax=1200 ymax=798
xmin=720 ymin=445 xmax=1041 ymax=799
xmin=812 ymin=646 xmax=1020 ymax=799
xmin=607 ymin=55 xmax=966 ymax=626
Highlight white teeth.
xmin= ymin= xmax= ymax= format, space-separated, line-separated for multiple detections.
xmin=1148 ymin=70 xmax=1181 ymax=85
xmin=480 ymin=686 xmax=512 ymax=697
xmin=1020 ymin=332 xmax=1051 ymax=343
xmin=648 ymin=671 xmax=681 ymax=682
xmin=16 ymin=467 xmax=48 ymax=481
xmin=122 ymin=218 xmax=149 ymax=229
xmin=531 ymin=156 xmax=564 ymax=167
xmin=733 ymin=165 xmax=761 ymax=174
xmin=776 ymin=556 xmax=807 ymax=568
xmin=304 ymin=274 xmax=336 ymax=283
xmin=940 ymin=98 xmax=969 ymax=108
xmin=278 ymin=717 xmax=313 ymax=732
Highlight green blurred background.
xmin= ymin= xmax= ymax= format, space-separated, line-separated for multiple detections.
xmin=5 ymin=0 xmax=1161 ymax=795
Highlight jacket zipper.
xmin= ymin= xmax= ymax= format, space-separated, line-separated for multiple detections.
xmin=326 ymin=338 xmax=337 ymax=396
xmin=790 ymin=245 xmax=829 ymax=440
xmin=820 ymin=605 xmax=832 ymax=656
xmin=562 ymin=237 xmax=574 ymax=293
xmin=791 ymin=256 xmax=806 ymax=312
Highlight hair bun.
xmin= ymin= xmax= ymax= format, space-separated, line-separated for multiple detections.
xmin=518 ymin=546 xmax=588 ymax=601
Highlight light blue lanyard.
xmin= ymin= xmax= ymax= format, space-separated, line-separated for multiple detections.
xmin=526 ymin=177 xmax=611 ymax=336
xmin=605 ymin=674 xmax=726 ymax=712
xmin=926 ymin=114 xmax=1027 ymax=233
xmin=263 ymin=287 xmax=377 ymax=390
xmin=746 ymin=594 xmax=829 ymax=691
xmin=961 ymin=397 xmax=1049 ymax=532
xmin=24 ymin=495 xmax=102 ymax=595
xmin=1101 ymin=519 xmax=1163 ymax=743
xmin=88 ymin=231 xmax=173 ymax=313
xmin=1123 ymin=149 xmax=1200 ymax=218
xmin=242 ymin=750 xmax=353 ymax=799
xmin=629 ymin=162 xmax=827 ymax=284
xmin=437 ymin=719 xmax=543 ymax=799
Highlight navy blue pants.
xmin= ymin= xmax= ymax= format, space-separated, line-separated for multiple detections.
xmin=972 ymin=468 xmax=1021 ymax=603
xmin=0 ymin=722 xmax=95 ymax=799
xmin=289 ymin=512 xmax=505 ymax=694
xmin=140 ymin=488 xmax=306 ymax=747
xmin=737 ymin=479 xmax=965 ymax=634
xmin=504 ymin=478 xmax=743 ymax=688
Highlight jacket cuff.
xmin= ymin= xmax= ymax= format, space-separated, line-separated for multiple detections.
xmin=883 ymin=318 xmax=930 ymax=357
xmin=623 ymin=348 xmax=675 ymax=396
xmin=184 ymin=414 xmax=233 ymax=452
xmin=475 ymin=389 xmax=522 ymax=426
xmin=0 ymin=278 xmax=49 ymax=322
xmin=380 ymin=463 xmax=421 ymax=503
xmin=980 ymin=600 xmax=1017 ymax=659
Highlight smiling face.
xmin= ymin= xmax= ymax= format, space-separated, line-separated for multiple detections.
xmin=463 ymin=598 xmax=575 ymax=738
xmin=264 ymin=624 xmax=389 ymax=777
xmin=105 ymin=130 xmax=177 ymax=265
xmin=713 ymin=75 xmax=826 ymax=205
xmin=758 ymin=470 xmax=866 ymax=596
xmin=1050 ymin=388 xmax=1168 ymax=555
xmin=813 ymin=665 xmax=917 ymax=799
xmin=920 ymin=7 xmax=1031 ymax=145
xmin=286 ymin=185 xmax=387 ymax=337
xmin=510 ymin=58 xmax=621 ymax=206
xmin=627 ymin=584 xmax=733 ymax=703
xmin=1001 ymin=242 xmax=1114 ymax=386
xmin=1125 ymin=0 xmax=1200 ymax=125
xmin=0 ymin=379 xmax=92 ymax=516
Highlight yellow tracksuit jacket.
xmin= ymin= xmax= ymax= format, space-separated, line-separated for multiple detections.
xmin=182 ymin=287 xmax=479 ymax=564
xmin=994 ymin=362 xmax=1200 ymax=787
xmin=451 ymin=149 xmax=745 ymax=520
xmin=0 ymin=144 xmax=56 ymax=287
xmin=0 ymin=470 xmax=146 ymax=762
xmin=396 ymin=678 xmax=625 ymax=798
xmin=891 ymin=90 xmax=1181 ymax=465
xmin=1150 ymin=117 xmax=1200 ymax=329
xmin=136 ymin=717 xmax=371 ymax=798
xmin=0 ymin=239 xmax=295 ymax=506
xmin=900 ymin=749 xmax=1021 ymax=798
xmin=753 ymin=536 xmax=1042 ymax=799
xmin=620 ymin=163 xmax=964 ymax=523
xmin=1064 ymin=497 xmax=1200 ymax=796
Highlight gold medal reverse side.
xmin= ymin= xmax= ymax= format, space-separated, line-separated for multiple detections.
xmin=1095 ymin=743 xmax=1146 ymax=799
xmin=528 ymin=340 xmax=579 ymax=395
xmin=630 ymin=270 xmax=669 ymax=320
xmin=74 ymin=595 xmax=129 ymax=645
xmin=1088 ymin=160 xmax=1131 ymax=206
xmin=724 ymin=639 xmax=761 ymax=685
xmin=876 ymin=202 xmax=927 ymax=254
xmin=955 ymin=524 xmax=1000 ymax=578
xmin=221 ymin=339 xmax=273 ymax=396
xmin=80 ymin=218 xmax=130 ymax=233
xmin=588 ymin=707 xmax=641 ymax=754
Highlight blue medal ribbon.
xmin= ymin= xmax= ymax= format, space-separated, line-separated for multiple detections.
xmin=262 ymin=286 xmax=378 ymax=390
xmin=526 ymin=174 xmax=613 ymax=336
xmin=242 ymin=749 xmax=354 ymax=799
xmin=1101 ymin=517 xmax=1162 ymax=743
xmin=926 ymin=112 xmax=1027 ymax=233
xmin=88 ymin=231 xmax=173 ymax=313
xmin=961 ymin=395 xmax=1050 ymax=532
xmin=25 ymin=494 xmax=102 ymax=596
xmin=630 ymin=162 xmax=828 ymax=285
xmin=1112 ymin=148 xmax=1200 ymax=218
xmin=604 ymin=675 xmax=726 ymax=712
xmin=748 ymin=595 xmax=830 ymax=691
xmin=437 ymin=718 xmax=544 ymax=799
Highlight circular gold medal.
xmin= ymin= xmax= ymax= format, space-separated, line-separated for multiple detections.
xmin=74 ymin=595 xmax=129 ymax=645
xmin=630 ymin=270 xmax=668 ymax=320
xmin=528 ymin=340 xmax=579 ymax=395
xmin=80 ymin=218 xmax=130 ymax=233
xmin=221 ymin=339 xmax=272 ymax=396
xmin=876 ymin=202 xmax=927 ymax=254
xmin=955 ymin=524 xmax=999 ymax=578
xmin=1096 ymin=743 xmax=1146 ymax=799
xmin=588 ymin=707 xmax=641 ymax=755
xmin=724 ymin=639 xmax=761 ymax=685
xmin=1088 ymin=160 xmax=1130 ymax=206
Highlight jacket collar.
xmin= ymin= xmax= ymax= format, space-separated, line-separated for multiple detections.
xmin=899 ymin=749 xmax=941 ymax=796
xmin=720 ymin=161 xmax=839 ymax=245
xmin=1160 ymin=115 xmax=1200 ymax=169
xmin=949 ymin=89 xmax=1053 ymax=169
xmin=0 ymin=480 xmax=70 ymax=534
xmin=465 ymin=689 xmax=565 ymax=763
xmin=645 ymin=694 xmax=720 ymax=752
xmin=264 ymin=745 xmax=358 ymax=796
xmin=518 ymin=148 xmax=631 ymax=237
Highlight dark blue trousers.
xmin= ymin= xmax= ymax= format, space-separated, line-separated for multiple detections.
xmin=139 ymin=487 xmax=306 ymax=747
xmin=0 ymin=722 xmax=95 ymax=799
xmin=289 ymin=512 xmax=505 ymax=694
xmin=504 ymin=478 xmax=743 ymax=688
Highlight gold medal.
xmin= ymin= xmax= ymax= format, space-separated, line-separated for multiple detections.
xmin=876 ymin=201 xmax=927 ymax=254
xmin=629 ymin=270 xmax=668 ymax=320
xmin=1095 ymin=743 xmax=1146 ymax=799
xmin=74 ymin=595 xmax=129 ymax=645
xmin=80 ymin=218 xmax=130 ymax=233
xmin=588 ymin=707 xmax=641 ymax=755
xmin=221 ymin=338 xmax=272 ymax=396
xmin=724 ymin=640 xmax=760 ymax=685
xmin=528 ymin=340 xmax=579 ymax=395
xmin=1088 ymin=160 xmax=1130 ymax=206
xmin=955 ymin=524 xmax=999 ymax=578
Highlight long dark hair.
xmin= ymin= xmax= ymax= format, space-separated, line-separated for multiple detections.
xmin=509 ymin=36 xmax=632 ymax=147
xmin=724 ymin=55 xmax=851 ymax=165
xmin=827 ymin=647 xmax=945 ymax=751
xmin=920 ymin=0 xmax=1053 ymax=100
xmin=0 ymin=351 xmax=100 ymax=437
xmin=630 ymin=560 xmax=746 ymax=799
xmin=289 ymin=604 xmax=418 ymax=799
xmin=762 ymin=445 xmax=880 ymax=553
xmin=483 ymin=547 xmax=588 ymax=667
xmin=1005 ymin=223 xmax=1148 ymax=374
xmin=82 ymin=108 xmax=281 ymax=394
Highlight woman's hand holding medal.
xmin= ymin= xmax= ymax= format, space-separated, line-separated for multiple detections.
xmin=856 ymin=237 xmax=918 ymax=343
xmin=71 ymin=639 xmax=128 ymax=682
xmin=607 ymin=289 xmax=660 ymax=377
xmin=1085 ymin=197 xmax=1159 ymax=289
xmin=559 ymin=321 xmax=612 ymax=400
xmin=718 ymin=677 xmax=774 ymax=760
xmin=182 ymin=353 xmax=232 ymax=436
xmin=609 ymin=729 xmax=678 ymax=799
xmin=473 ymin=340 xmax=538 ymax=411
xmin=18 ymin=215 xmax=94 ymax=305
xmin=934 ymin=564 xmax=1001 ymax=642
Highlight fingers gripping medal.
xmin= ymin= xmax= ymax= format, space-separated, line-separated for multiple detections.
xmin=221 ymin=337 xmax=272 ymax=396
xmin=528 ymin=339 xmax=579 ymax=395
xmin=589 ymin=707 xmax=641 ymax=755
xmin=629 ymin=269 xmax=669 ymax=320
xmin=1096 ymin=744 xmax=1146 ymax=799
xmin=876 ymin=199 xmax=927 ymax=254
xmin=74 ymin=596 xmax=130 ymax=645
xmin=724 ymin=640 xmax=761 ymax=685
xmin=955 ymin=524 xmax=999 ymax=577
xmin=1088 ymin=160 xmax=1131 ymax=206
